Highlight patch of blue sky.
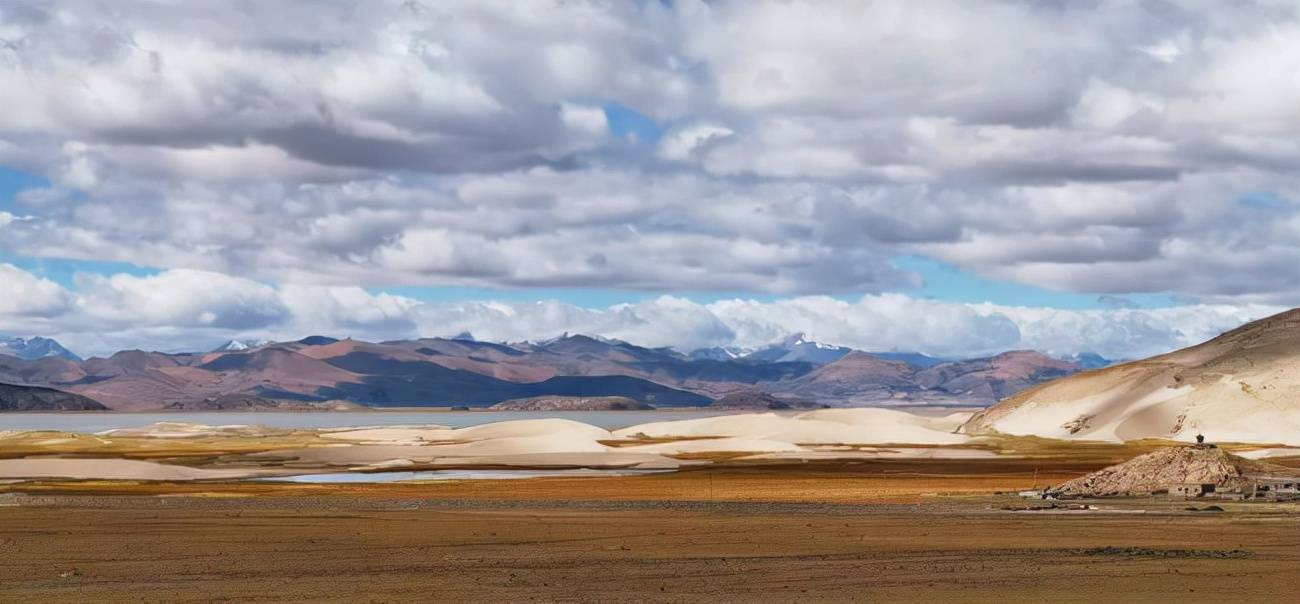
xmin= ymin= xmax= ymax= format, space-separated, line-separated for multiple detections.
xmin=369 ymin=285 xmax=785 ymax=308
xmin=602 ymin=102 xmax=662 ymax=143
xmin=1 ymin=165 xmax=159 ymax=285
xmin=0 ymin=255 xmax=160 ymax=287
xmin=891 ymin=255 xmax=1185 ymax=310
xmin=1236 ymin=191 xmax=1290 ymax=211
xmin=0 ymin=165 xmax=49 ymax=210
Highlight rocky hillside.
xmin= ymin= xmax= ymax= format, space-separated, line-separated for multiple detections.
xmin=0 ymin=382 xmax=107 ymax=411
xmin=962 ymin=308 xmax=1300 ymax=445
xmin=915 ymin=351 xmax=1077 ymax=401
xmin=160 ymin=394 xmax=365 ymax=412
xmin=708 ymin=391 xmax=820 ymax=410
xmin=488 ymin=396 xmax=653 ymax=411
xmin=1048 ymin=445 xmax=1298 ymax=498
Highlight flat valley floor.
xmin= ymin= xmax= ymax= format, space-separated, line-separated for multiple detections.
xmin=2 ymin=462 xmax=1297 ymax=602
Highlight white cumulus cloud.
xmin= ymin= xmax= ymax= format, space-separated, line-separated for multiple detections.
xmin=0 ymin=265 xmax=1279 ymax=361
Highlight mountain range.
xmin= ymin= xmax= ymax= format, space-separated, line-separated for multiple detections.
xmin=0 ymin=333 xmax=1108 ymax=411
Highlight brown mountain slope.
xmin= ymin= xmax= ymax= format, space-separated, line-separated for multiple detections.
xmin=962 ymin=308 xmax=1300 ymax=445
xmin=916 ymin=351 xmax=1077 ymax=401
xmin=261 ymin=335 xmax=1088 ymax=407
xmin=52 ymin=341 xmax=712 ymax=409
xmin=66 ymin=348 xmax=365 ymax=410
xmin=769 ymin=352 xmax=914 ymax=403
xmin=0 ymin=382 xmax=107 ymax=411
xmin=0 ymin=355 xmax=85 ymax=385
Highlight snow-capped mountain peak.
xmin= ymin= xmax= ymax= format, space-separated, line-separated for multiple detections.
xmin=744 ymin=333 xmax=852 ymax=364
xmin=213 ymin=339 xmax=272 ymax=352
xmin=688 ymin=346 xmax=752 ymax=361
xmin=0 ymin=336 xmax=82 ymax=362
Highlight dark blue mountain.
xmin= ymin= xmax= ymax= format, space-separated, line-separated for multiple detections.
xmin=0 ymin=336 xmax=82 ymax=362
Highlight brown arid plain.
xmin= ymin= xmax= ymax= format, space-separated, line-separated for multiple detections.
xmin=2 ymin=443 xmax=1298 ymax=603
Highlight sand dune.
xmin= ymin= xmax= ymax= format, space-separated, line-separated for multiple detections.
xmin=101 ymin=422 xmax=289 ymax=438
xmin=421 ymin=452 xmax=688 ymax=469
xmin=320 ymin=418 xmax=608 ymax=445
xmin=620 ymin=437 xmax=806 ymax=455
xmin=0 ymin=409 xmax=988 ymax=480
xmin=0 ymin=458 xmax=258 ymax=481
xmin=962 ymin=308 xmax=1300 ymax=445
xmin=286 ymin=419 xmax=676 ymax=468
xmin=614 ymin=409 xmax=972 ymax=445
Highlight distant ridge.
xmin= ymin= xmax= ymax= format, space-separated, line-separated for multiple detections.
xmin=0 ymin=332 xmax=1094 ymax=411
xmin=869 ymin=352 xmax=947 ymax=369
xmin=0 ymin=336 xmax=81 ymax=362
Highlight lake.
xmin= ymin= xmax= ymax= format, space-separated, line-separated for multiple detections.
xmin=0 ymin=410 xmax=732 ymax=433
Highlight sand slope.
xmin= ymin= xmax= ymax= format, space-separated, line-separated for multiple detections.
xmin=962 ymin=308 xmax=1300 ymax=445
xmin=0 ymin=458 xmax=257 ymax=481
xmin=615 ymin=408 xmax=971 ymax=445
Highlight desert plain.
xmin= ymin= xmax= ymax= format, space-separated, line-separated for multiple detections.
xmin=0 ymin=410 xmax=1297 ymax=603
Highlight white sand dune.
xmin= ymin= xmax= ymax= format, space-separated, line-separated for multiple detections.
xmin=1238 ymin=447 xmax=1300 ymax=460
xmin=421 ymin=452 xmax=688 ymax=469
xmin=280 ymin=418 xmax=679 ymax=468
xmin=620 ymin=437 xmax=806 ymax=455
xmin=100 ymin=422 xmax=285 ymax=438
xmin=451 ymin=418 xmax=611 ymax=441
xmin=271 ymin=410 xmax=976 ymax=471
xmin=319 ymin=426 xmax=453 ymax=444
xmin=268 ymin=444 xmax=440 ymax=465
xmin=425 ymin=434 xmax=610 ymax=456
xmin=278 ymin=444 xmax=683 ymax=469
xmin=963 ymin=309 xmax=1300 ymax=445
xmin=0 ymin=458 xmax=258 ymax=481
xmin=283 ymin=411 xmax=978 ymax=469
xmin=614 ymin=409 xmax=971 ymax=445
xmin=321 ymin=418 xmax=609 ymax=445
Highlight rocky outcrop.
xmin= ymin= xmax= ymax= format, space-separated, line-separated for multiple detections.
xmin=709 ymin=391 xmax=820 ymax=410
xmin=0 ymin=382 xmax=108 ymax=411
xmin=1048 ymin=445 xmax=1297 ymax=498
xmin=489 ymin=396 xmax=653 ymax=411
xmin=160 ymin=394 xmax=366 ymax=411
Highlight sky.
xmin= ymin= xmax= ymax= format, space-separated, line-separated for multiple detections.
xmin=0 ymin=0 xmax=1296 ymax=358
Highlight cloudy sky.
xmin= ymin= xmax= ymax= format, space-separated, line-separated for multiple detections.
xmin=0 ymin=0 xmax=1295 ymax=358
